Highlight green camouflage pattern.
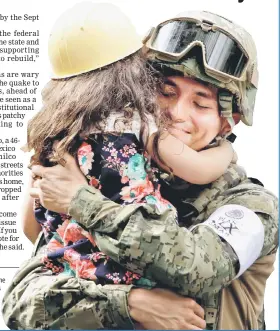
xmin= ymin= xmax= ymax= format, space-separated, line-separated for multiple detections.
xmin=146 ymin=10 xmax=258 ymax=126
xmin=2 ymin=164 xmax=278 ymax=329
xmin=2 ymin=252 xmax=134 ymax=330
xmin=69 ymin=163 xmax=278 ymax=329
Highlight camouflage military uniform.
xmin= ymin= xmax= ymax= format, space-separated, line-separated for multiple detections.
xmin=2 ymin=164 xmax=278 ymax=329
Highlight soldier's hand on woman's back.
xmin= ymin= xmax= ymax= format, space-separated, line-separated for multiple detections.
xmin=128 ymin=288 xmax=206 ymax=330
xmin=30 ymin=153 xmax=87 ymax=214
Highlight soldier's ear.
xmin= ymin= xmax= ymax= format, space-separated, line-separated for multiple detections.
xmin=220 ymin=113 xmax=241 ymax=135
xmin=232 ymin=113 xmax=241 ymax=125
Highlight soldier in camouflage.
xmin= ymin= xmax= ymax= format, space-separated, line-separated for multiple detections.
xmin=2 ymin=10 xmax=278 ymax=330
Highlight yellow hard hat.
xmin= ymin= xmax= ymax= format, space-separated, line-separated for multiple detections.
xmin=49 ymin=2 xmax=142 ymax=79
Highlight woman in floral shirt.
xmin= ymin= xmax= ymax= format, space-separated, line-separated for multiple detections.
xmin=23 ymin=2 xmax=233 ymax=287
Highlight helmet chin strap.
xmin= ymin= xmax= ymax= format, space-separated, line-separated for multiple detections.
xmin=218 ymin=90 xmax=235 ymax=131
xmin=206 ymin=132 xmax=237 ymax=150
xmin=207 ymin=90 xmax=237 ymax=148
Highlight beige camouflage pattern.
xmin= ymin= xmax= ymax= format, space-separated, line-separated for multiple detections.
xmin=145 ymin=10 xmax=258 ymax=126
xmin=68 ymin=163 xmax=278 ymax=329
xmin=2 ymin=164 xmax=278 ymax=329
xmin=2 ymin=251 xmax=134 ymax=329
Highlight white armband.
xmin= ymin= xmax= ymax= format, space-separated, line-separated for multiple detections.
xmin=194 ymin=204 xmax=264 ymax=278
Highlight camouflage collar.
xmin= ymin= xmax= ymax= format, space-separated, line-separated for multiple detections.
xmin=192 ymin=164 xmax=247 ymax=214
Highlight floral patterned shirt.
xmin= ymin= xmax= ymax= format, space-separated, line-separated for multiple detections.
xmin=35 ymin=112 xmax=174 ymax=286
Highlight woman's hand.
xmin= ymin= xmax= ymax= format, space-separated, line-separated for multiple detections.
xmin=21 ymin=174 xmax=42 ymax=243
xmin=30 ymin=153 xmax=87 ymax=214
xmin=128 ymin=288 xmax=206 ymax=330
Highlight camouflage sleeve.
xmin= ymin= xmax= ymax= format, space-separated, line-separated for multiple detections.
xmin=2 ymin=239 xmax=135 ymax=330
xmin=69 ymin=185 xmax=237 ymax=298
xmin=224 ymin=183 xmax=278 ymax=257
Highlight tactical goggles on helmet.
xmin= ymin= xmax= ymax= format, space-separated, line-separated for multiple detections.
xmin=144 ymin=18 xmax=249 ymax=83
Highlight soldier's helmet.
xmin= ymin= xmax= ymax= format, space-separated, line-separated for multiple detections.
xmin=144 ymin=10 xmax=258 ymax=127
xmin=48 ymin=1 xmax=142 ymax=79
